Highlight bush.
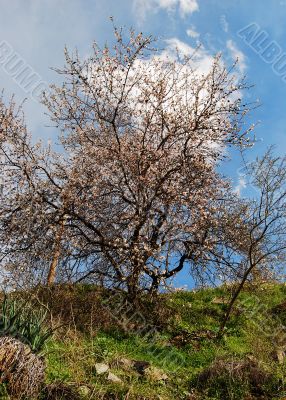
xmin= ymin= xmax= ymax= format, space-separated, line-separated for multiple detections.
xmin=42 ymin=382 xmax=81 ymax=400
xmin=195 ymin=356 xmax=276 ymax=399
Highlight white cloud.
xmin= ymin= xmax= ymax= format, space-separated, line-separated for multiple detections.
xmin=134 ymin=0 xmax=199 ymax=22
xmin=234 ymin=175 xmax=247 ymax=196
xmin=165 ymin=37 xmax=195 ymax=55
xmin=179 ymin=0 xmax=199 ymax=15
xmin=186 ymin=26 xmax=200 ymax=38
xmin=163 ymin=38 xmax=213 ymax=74
xmin=226 ymin=39 xmax=247 ymax=74
xmin=157 ymin=0 xmax=177 ymax=7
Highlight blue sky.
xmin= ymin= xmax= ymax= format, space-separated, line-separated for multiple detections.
xmin=0 ymin=0 xmax=286 ymax=288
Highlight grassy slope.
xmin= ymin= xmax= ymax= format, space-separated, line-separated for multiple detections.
xmin=33 ymin=283 xmax=286 ymax=399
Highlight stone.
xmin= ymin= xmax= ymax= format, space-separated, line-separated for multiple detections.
xmin=144 ymin=366 xmax=168 ymax=381
xmin=78 ymin=385 xmax=90 ymax=396
xmin=118 ymin=357 xmax=134 ymax=370
xmin=276 ymin=348 xmax=285 ymax=364
xmin=107 ymin=372 xmax=122 ymax=383
xmin=94 ymin=362 xmax=109 ymax=375
xmin=133 ymin=360 xmax=150 ymax=374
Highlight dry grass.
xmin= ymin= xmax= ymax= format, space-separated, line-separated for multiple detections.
xmin=197 ymin=356 xmax=273 ymax=399
xmin=43 ymin=382 xmax=82 ymax=400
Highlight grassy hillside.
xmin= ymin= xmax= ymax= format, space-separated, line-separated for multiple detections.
xmin=1 ymin=283 xmax=286 ymax=399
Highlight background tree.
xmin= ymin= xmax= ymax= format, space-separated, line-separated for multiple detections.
xmin=0 ymin=27 xmax=253 ymax=298
xmin=218 ymin=148 xmax=286 ymax=337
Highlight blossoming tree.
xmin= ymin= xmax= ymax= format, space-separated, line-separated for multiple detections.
xmin=0 ymin=27 xmax=253 ymax=298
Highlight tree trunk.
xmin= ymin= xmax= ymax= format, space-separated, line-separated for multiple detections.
xmin=217 ymin=262 xmax=254 ymax=339
xmin=127 ymin=269 xmax=141 ymax=304
xmin=47 ymin=217 xmax=66 ymax=286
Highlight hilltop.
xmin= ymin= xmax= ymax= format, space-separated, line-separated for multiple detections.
xmin=2 ymin=282 xmax=284 ymax=399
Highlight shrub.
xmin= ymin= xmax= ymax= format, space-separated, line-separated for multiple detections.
xmin=42 ymin=382 xmax=81 ymax=400
xmin=195 ymin=356 xmax=276 ymax=400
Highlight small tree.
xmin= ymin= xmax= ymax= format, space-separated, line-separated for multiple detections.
xmin=218 ymin=148 xmax=286 ymax=337
xmin=0 ymin=27 xmax=253 ymax=298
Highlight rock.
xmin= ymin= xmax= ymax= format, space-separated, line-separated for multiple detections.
xmin=133 ymin=360 xmax=150 ymax=374
xmin=271 ymin=347 xmax=286 ymax=364
xmin=107 ymin=372 xmax=122 ymax=383
xmin=78 ymin=385 xmax=90 ymax=397
xmin=94 ymin=362 xmax=109 ymax=375
xmin=0 ymin=337 xmax=45 ymax=400
xmin=118 ymin=357 xmax=134 ymax=370
xmin=276 ymin=348 xmax=285 ymax=364
xmin=144 ymin=366 xmax=168 ymax=381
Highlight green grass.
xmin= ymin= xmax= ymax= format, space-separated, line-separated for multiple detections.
xmin=2 ymin=282 xmax=286 ymax=399
xmin=39 ymin=283 xmax=286 ymax=399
